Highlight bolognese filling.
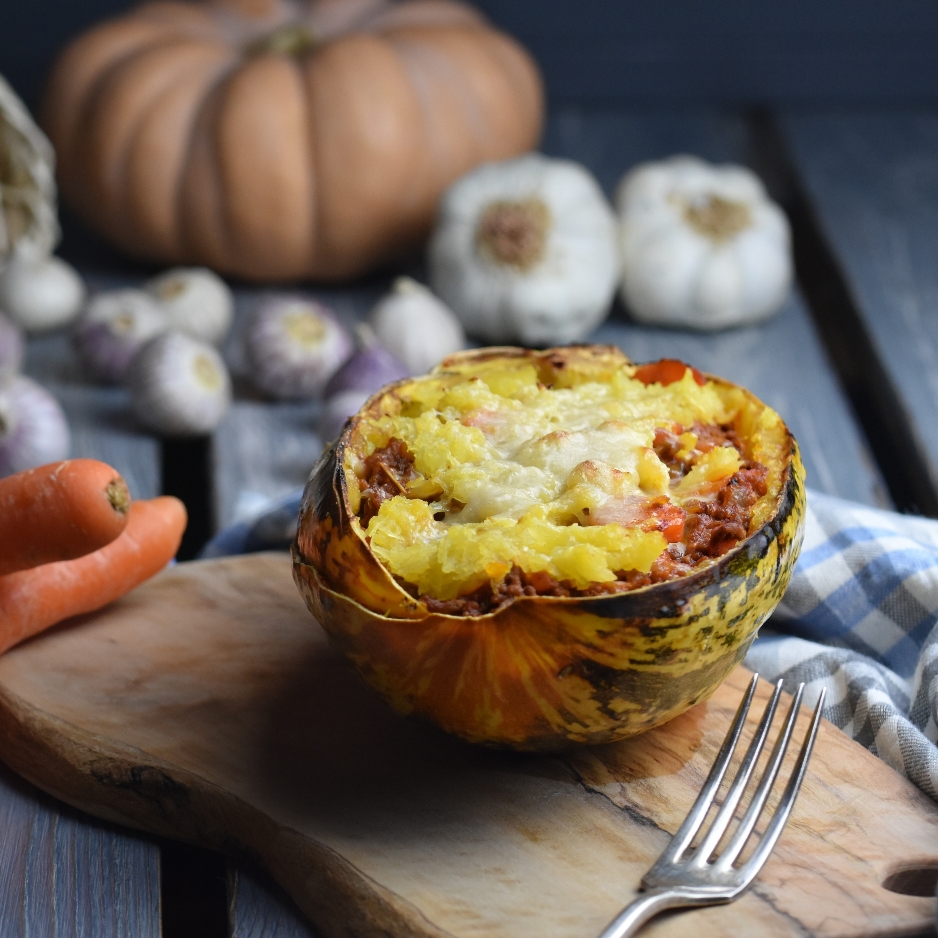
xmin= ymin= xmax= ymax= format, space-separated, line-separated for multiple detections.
xmin=346 ymin=357 xmax=783 ymax=615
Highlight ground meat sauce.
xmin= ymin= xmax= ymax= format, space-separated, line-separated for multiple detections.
xmin=653 ymin=421 xmax=746 ymax=480
xmin=358 ymin=438 xmax=419 ymax=525
xmin=360 ymin=426 xmax=769 ymax=616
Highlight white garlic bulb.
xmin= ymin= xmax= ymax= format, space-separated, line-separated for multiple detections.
xmin=429 ymin=153 xmax=620 ymax=346
xmin=0 ymin=375 xmax=70 ymax=476
xmin=368 ymin=277 xmax=465 ymax=375
xmin=127 ymin=332 xmax=231 ymax=436
xmin=616 ymin=156 xmax=792 ymax=330
xmin=73 ymin=289 xmax=168 ymax=383
xmin=244 ymin=296 xmax=352 ymax=400
xmin=0 ymin=252 xmax=85 ymax=333
xmin=146 ymin=267 xmax=233 ymax=345
xmin=0 ymin=75 xmax=59 ymax=264
xmin=0 ymin=312 xmax=24 ymax=381
xmin=318 ymin=389 xmax=371 ymax=444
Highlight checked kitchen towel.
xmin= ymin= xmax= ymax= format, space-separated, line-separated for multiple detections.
xmin=745 ymin=490 xmax=938 ymax=801
xmin=204 ymin=488 xmax=938 ymax=801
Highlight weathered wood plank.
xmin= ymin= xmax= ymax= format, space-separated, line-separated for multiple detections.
xmin=780 ymin=111 xmax=938 ymax=509
xmin=9 ymin=1 xmax=938 ymax=111
xmin=0 ymin=760 xmax=161 ymax=937
xmin=23 ymin=275 xmax=161 ymax=502
xmin=228 ymin=865 xmax=320 ymax=938
xmin=543 ymin=107 xmax=888 ymax=507
xmin=213 ymin=285 xmax=385 ymax=530
xmin=13 ymin=273 xmax=163 ymax=932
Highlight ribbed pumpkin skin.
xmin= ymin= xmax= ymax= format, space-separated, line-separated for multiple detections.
xmin=292 ymin=347 xmax=806 ymax=750
xmin=41 ymin=0 xmax=544 ymax=282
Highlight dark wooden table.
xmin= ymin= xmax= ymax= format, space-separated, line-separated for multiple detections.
xmin=4 ymin=105 xmax=938 ymax=936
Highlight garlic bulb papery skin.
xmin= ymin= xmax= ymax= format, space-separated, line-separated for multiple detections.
xmin=73 ymin=289 xmax=169 ymax=383
xmin=0 ymin=375 xmax=70 ymax=477
xmin=318 ymin=389 xmax=371 ymax=444
xmin=0 ymin=75 xmax=59 ymax=264
xmin=616 ymin=156 xmax=792 ymax=330
xmin=0 ymin=252 xmax=85 ymax=333
xmin=146 ymin=267 xmax=233 ymax=345
xmin=428 ymin=153 xmax=620 ymax=346
xmin=127 ymin=332 xmax=232 ymax=436
xmin=368 ymin=277 xmax=465 ymax=375
xmin=245 ymin=296 xmax=353 ymax=400
xmin=0 ymin=312 xmax=24 ymax=380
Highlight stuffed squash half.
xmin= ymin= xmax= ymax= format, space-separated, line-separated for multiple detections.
xmin=293 ymin=345 xmax=805 ymax=749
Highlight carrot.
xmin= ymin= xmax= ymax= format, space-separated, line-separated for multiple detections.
xmin=0 ymin=496 xmax=187 ymax=655
xmin=0 ymin=459 xmax=132 ymax=576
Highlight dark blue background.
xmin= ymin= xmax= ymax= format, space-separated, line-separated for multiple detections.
xmin=4 ymin=0 xmax=938 ymax=110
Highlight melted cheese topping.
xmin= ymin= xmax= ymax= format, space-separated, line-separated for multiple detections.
xmin=350 ymin=360 xmax=768 ymax=601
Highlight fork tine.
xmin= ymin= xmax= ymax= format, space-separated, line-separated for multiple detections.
xmin=601 ymin=679 xmax=825 ymax=938
xmin=735 ymin=686 xmax=827 ymax=887
xmin=714 ymin=682 xmax=805 ymax=870
xmin=687 ymin=679 xmax=784 ymax=868
xmin=655 ymin=671 xmax=759 ymax=866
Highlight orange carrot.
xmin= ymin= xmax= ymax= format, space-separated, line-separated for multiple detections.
xmin=0 ymin=496 xmax=187 ymax=655
xmin=0 ymin=459 xmax=132 ymax=576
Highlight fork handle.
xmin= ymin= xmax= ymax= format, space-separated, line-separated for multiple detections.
xmin=597 ymin=888 xmax=726 ymax=938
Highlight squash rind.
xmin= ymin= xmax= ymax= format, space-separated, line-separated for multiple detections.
xmin=292 ymin=346 xmax=806 ymax=750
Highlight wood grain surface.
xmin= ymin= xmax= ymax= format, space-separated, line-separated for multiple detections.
xmin=10 ymin=276 xmax=164 ymax=936
xmin=0 ymin=553 xmax=934 ymax=938
xmin=24 ymin=322 xmax=160 ymax=504
xmin=0 ymin=722 xmax=161 ymax=937
xmin=228 ymin=865 xmax=318 ymax=938
xmin=780 ymin=111 xmax=938 ymax=506
xmin=212 ymin=285 xmax=384 ymax=531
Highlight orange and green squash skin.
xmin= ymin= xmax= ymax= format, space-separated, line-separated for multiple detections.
xmin=292 ymin=346 xmax=806 ymax=750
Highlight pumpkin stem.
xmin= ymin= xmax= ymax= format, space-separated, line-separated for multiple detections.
xmin=680 ymin=195 xmax=752 ymax=242
xmin=476 ymin=197 xmax=551 ymax=271
xmin=247 ymin=24 xmax=318 ymax=58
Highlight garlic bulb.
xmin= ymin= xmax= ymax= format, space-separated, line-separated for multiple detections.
xmin=245 ymin=296 xmax=352 ymax=400
xmin=616 ymin=155 xmax=792 ymax=330
xmin=0 ymin=312 xmax=24 ymax=380
xmin=126 ymin=332 xmax=231 ymax=436
xmin=428 ymin=153 xmax=620 ymax=346
xmin=0 ymin=375 xmax=70 ymax=477
xmin=146 ymin=267 xmax=233 ymax=345
xmin=368 ymin=277 xmax=465 ymax=375
xmin=0 ymin=253 xmax=85 ymax=333
xmin=324 ymin=325 xmax=409 ymax=399
xmin=318 ymin=390 xmax=371 ymax=444
xmin=319 ymin=324 xmax=408 ymax=441
xmin=0 ymin=75 xmax=58 ymax=264
xmin=73 ymin=289 xmax=168 ymax=383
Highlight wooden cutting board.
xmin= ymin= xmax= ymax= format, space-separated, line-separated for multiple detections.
xmin=0 ymin=554 xmax=935 ymax=938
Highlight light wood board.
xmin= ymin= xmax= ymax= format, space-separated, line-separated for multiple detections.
xmin=0 ymin=553 xmax=935 ymax=937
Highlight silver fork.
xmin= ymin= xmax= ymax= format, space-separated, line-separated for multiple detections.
xmin=597 ymin=673 xmax=826 ymax=938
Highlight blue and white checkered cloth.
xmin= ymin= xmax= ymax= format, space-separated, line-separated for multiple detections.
xmin=745 ymin=490 xmax=938 ymax=801
xmin=204 ymin=488 xmax=938 ymax=801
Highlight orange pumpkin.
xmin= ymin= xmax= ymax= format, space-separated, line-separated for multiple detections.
xmin=42 ymin=0 xmax=543 ymax=281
